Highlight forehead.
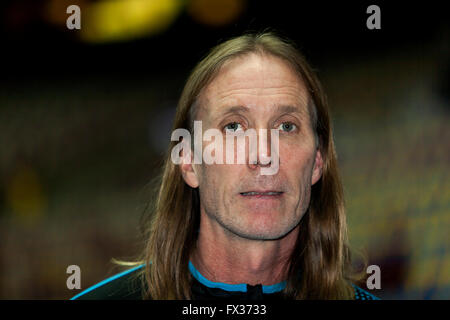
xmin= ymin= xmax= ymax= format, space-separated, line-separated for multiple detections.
xmin=198 ymin=53 xmax=309 ymax=118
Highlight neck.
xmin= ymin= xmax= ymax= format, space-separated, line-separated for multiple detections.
xmin=190 ymin=212 xmax=299 ymax=286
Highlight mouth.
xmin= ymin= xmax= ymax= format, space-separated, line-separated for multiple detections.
xmin=239 ymin=191 xmax=284 ymax=198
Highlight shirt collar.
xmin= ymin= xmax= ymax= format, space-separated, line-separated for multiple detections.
xmin=188 ymin=261 xmax=286 ymax=294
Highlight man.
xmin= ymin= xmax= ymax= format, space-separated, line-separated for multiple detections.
xmin=71 ymin=32 xmax=378 ymax=300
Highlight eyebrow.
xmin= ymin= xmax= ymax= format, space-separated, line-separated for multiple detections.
xmin=216 ymin=105 xmax=305 ymax=118
xmin=218 ymin=105 xmax=304 ymax=117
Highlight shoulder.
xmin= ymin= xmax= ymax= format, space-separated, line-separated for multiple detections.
xmin=70 ymin=264 xmax=145 ymax=300
xmin=351 ymin=284 xmax=380 ymax=300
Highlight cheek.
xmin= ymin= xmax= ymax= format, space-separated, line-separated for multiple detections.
xmin=198 ymin=165 xmax=217 ymax=194
xmin=279 ymin=144 xmax=315 ymax=215
xmin=197 ymin=166 xmax=217 ymax=214
xmin=197 ymin=164 xmax=232 ymax=209
xmin=280 ymin=142 xmax=315 ymax=174
xmin=279 ymin=142 xmax=317 ymax=204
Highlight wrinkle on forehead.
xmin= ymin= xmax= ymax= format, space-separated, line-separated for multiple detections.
xmin=196 ymin=53 xmax=310 ymax=120
xmin=211 ymin=53 xmax=305 ymax=95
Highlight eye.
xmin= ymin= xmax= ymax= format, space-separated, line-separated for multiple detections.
xmin=278 ymin=122 xmax=297 ymax=132
xmin=224 ymin=122 xmax=243 ymax=132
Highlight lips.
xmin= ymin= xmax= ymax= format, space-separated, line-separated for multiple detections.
xmin=240 ymin=191 xmax=283 ymax=196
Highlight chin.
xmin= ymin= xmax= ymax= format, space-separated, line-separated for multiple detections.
xmin=239 ymin=230 xmax=289 ymax=241
xmin=234 ymin=222 xmax=295 ymax=241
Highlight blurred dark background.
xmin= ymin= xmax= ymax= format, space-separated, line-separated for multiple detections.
xmin=0 ymin=0 xmax=448 ymax=299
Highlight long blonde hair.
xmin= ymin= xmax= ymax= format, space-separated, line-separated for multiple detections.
xmin=126 ymin=31 xmax=361 ymax=299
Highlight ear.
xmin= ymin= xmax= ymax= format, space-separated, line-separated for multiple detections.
xmin=180 ymin=148 xmax=199 ymax=188
xmin=311 ymin=149 xmax=323 ymax=186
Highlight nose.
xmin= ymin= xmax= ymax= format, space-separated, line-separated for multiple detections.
xmin=247 ymin=128 xmax=278 ymax=170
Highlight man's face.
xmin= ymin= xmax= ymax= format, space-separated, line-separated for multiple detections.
xmin=184 ymin=53 xmax=323 ymax=240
